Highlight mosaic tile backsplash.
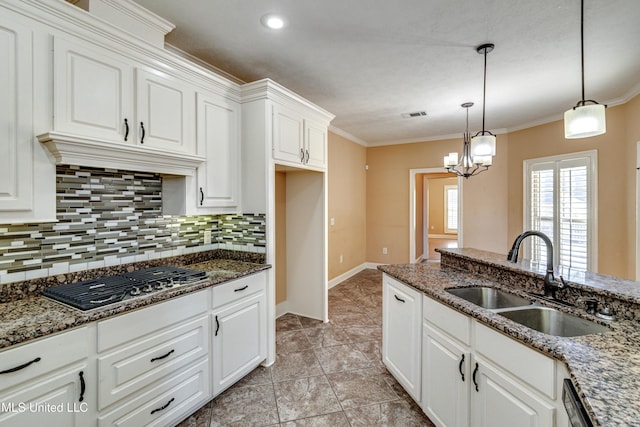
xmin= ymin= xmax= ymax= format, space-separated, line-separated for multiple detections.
xmin=0 ymin=166 xmax=266 ymax=284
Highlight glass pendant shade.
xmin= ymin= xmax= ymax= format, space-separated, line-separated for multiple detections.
xmin=470 ymin=134 xmax=496 ymax=157
xmin=564 ymin=104 xmax=606 ymax=139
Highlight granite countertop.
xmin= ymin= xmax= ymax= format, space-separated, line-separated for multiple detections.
xmin=378 ymin=261 xmax=640 ymax=427
xmin=0 ymin=259 xmax=270 ymax=350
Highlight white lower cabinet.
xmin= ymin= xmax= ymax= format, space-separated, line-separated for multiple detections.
xmin=380 ymin=277 xmax=572 ymax=427
xmin=211 ymin=272 xmax=267 ymax=396
xmin=382 ymin=274 xmax=422 ymax=402
xmin=0 ymin=327 xmax=94 ymax=427
xmin=422 ymin=323 xmax=470 ymax=427
xmin=97 ymin=290 xmax=211 ymax=426
xmin=472 ymin=356 xmax=554 ymax=427
xmin=0 ymin=271 xmax=270 ymax=426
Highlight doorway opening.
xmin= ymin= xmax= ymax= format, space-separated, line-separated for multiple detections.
xmin=409 ymin=168 xmax=462 ymax=263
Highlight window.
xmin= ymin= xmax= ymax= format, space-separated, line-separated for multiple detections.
xmin=444 ymin=185 xmax=458 ymax=234
xmin=524 ymin=151 xmax=597 ymax=272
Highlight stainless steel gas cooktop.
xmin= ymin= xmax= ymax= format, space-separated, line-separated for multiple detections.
xmin=43 ymin=266 xmax=208 ymax=311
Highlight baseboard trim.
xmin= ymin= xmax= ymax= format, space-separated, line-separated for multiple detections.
xmin=428 ymin=234 xmax=458 ymax=239
xmin=328 ymin=263 xmax=367 ymax=289
xmin=276 ymin=301 xmax=290 ymax=318
xmin=327 ymin=262 xmax=389 ymax=289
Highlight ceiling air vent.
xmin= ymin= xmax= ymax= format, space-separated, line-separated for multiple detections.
xmin=401 ymin=111 xmax=427 ymax=118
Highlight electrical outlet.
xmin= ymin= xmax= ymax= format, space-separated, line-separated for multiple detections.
xmin=330 ymin=217 xmax=335 ymax=226
xmin=203 ymin=230 xmax=212 ymax=245
xmin=382 ymin=247 xmax=388 ymax=255
xmin=339 ymin=255 xmax=343 ymax=263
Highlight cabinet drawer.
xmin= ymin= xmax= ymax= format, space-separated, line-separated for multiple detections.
xmin=98 ymin=315 xmax=209 ymax=410
xmin=98 ymin=359 xmax=209 ymax=427
xmin=0 ymin=327 xmax=88 ymax=391
xmin=97 ymin=290 xmax=208 ymax=352
xmin=474 ymin=322 xmax=556 ymax=399
xmin=212 ymin=272 xmax=266 ymax=309
xmin=423 ymin=296 xmax=471 ymax=346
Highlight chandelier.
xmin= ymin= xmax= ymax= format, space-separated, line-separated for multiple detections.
xmin=444 ymin=43 xmax=496 ymax=179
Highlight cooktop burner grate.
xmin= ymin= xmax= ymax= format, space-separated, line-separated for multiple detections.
xmin=43 ymin=266 xmax=207 ymax=311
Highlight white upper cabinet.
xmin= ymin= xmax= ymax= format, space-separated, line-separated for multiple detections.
xmin=0 ymin=10 xmax=55 ymax=224
xmin=0 ymin=16 xmax=33 ymax=213
xmin=196 ymin=91 xmax=240 ymax=209
xmin=135 ymin=68 xmax=195 ymax=153
xmin=53 ymin=36 xmax=133 ymax=144
xmin=45 ymin=33 xmax=205 ymax=176
xmin=304 ymin=119 xmax=328 ymax=168
xmin=272 ymin=103 xmax=304 ymax=164
xmin=52 ymin=36 xmax=196 ymax=155
xmin=162 ymin=91 xmax=241 ymax=215
xmin=272 ymin=102 xmax=329 ymax=170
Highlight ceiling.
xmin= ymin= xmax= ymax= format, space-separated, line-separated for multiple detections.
xmin=133 ymin=0 xmax=640 ymax=146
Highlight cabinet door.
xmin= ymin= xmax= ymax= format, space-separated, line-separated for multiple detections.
xmin=136 ymin=68 xmax=195 ymax=153
xmin=196 ymin=92 xmax=240 ymax=209
xmin=471 ymin=358 xmax=555 ymax=427
xmin=212 ymin=291 xmax=267 ymax=396
xmin=422 ymin=323 xmax=470 ymax=427
xmin=382 ymin=275 xmax=422 ymax=402
xmin=53 ymin=37 xmax=133 ymax=143
xmin=272 ymin=104 xmax=304 ymax=164
xmin=0 ymin=363 xmax=93 ymax=427
xmin=0 ymin=17 xmax=33 ymax=212
xmin=304 ymin=119 xmax=327 ymax=169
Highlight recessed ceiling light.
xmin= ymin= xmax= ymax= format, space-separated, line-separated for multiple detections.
xmin=261 ymin=14 xmax=286 ymax=30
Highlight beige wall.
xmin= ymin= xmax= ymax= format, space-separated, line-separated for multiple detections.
xmin=365 ymin=137 xmax=507 ymax=264
xmin=275 ymin=171 xmax=286 ymax=304
xmin=428 ymin=177 xmax=458 ymax=235
xmin=328 ymin=132 xmax=367 ymax=280
xmin=329 ymin=94 xmax=640 ymax=279
xmin=507 ymin=98 xmax=640 ymax=279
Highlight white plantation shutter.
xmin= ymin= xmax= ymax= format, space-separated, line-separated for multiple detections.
xmin=529 ymin=167 xmax=554 ymax=266
xmin=524 ymin=152 xmax=596 ymax=272
xmin=559 ymin=164 xmax=589 ymax=270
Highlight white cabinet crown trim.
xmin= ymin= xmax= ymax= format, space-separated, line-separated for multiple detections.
xmin=38 ymin=132 xmax=205 ymax=176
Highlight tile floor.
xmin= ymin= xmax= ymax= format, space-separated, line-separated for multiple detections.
xmin=178 ymin=269 xmax=435 ymax=426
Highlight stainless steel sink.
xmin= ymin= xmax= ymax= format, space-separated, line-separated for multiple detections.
xmin=499 ymin=307 xmax=609 ymax=337
xmin=446 ymin=287 xmax=532 ymax=309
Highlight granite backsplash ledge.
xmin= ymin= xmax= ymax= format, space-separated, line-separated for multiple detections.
xmin=438 ymin=248 xmax=640 ymax=322
xmin=0 ymin=248 xmax=266 ymax=304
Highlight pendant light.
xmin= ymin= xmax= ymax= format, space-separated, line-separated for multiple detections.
xmin=444 ymin=102 xmax=493 ymax=179
xmin=564 ymin=0 xmax=606 ymax=139
xmin=470 ymin=43 xmax=496 ymax=159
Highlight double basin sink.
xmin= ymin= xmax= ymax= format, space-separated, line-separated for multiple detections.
xmin=446 ymin=287 xmax=609 ymax=337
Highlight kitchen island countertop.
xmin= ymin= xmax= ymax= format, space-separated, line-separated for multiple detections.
xmin=379 ymin=259 xmax=640 ymax=427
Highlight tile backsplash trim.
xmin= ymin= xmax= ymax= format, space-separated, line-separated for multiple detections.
xmin=0 ymin=166 xmax=266 ymax=285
